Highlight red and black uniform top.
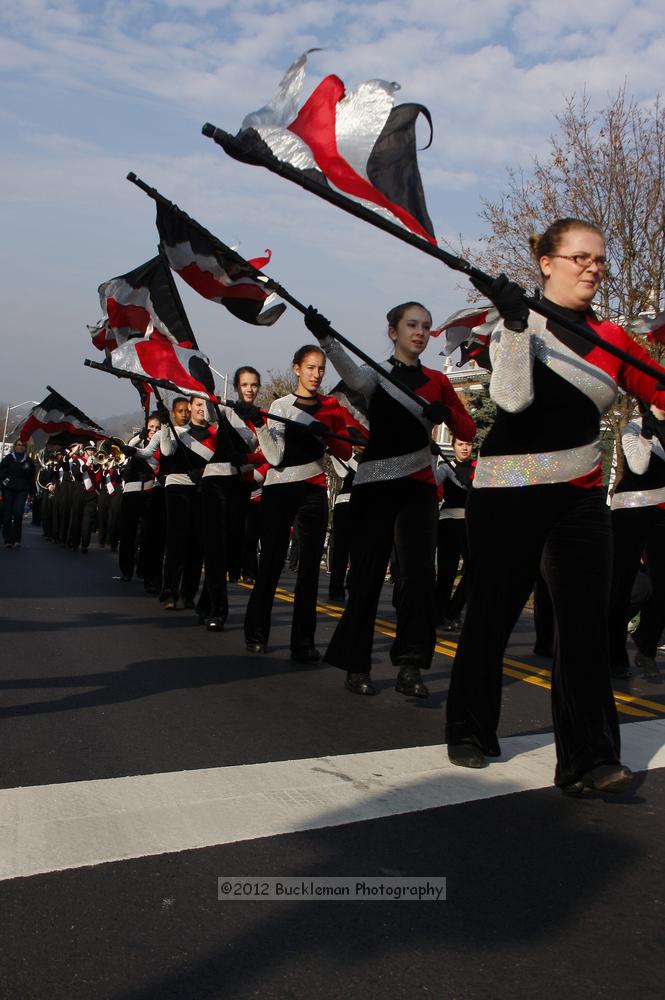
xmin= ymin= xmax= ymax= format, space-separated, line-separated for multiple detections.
xmin=257 ymin=393 xmax=352 ymax=488
xmin=473 ymin=301 xmax=665 ymax=490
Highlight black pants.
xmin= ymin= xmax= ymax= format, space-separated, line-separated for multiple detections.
xmin=435 ymin=517 xmax=468 ymax=622
xmin=197 ymin=477 xmax=245 ymax=620
xmin=609 ymin=505 xmax=665 ymax=664
xmin=41 ymin=493 xmax=54 ymax=539
xmin=241 ymin=502 xmax=261 ymax=580
xmin=328 ymin=501 xmax=352 ymax=598
xmin=244 ymin=482 xmax=327 ymax=651
xmin=227 ymin=483 xmax=251 ymax=581
xmin=2 ymin=489 xmax=27 ymax=544
xmin=446 ymin=484 xmax=620 ymax=787
xmin=97 ymin=491 xmax=114 ymax=546
xmin=162 ymin=485 xmax=203 ymax=603
xmin=138 ymin=488 xmax=166 ymax=592
xmin=118 ymin=491 xmax=147 ymax=580
xmin=54 ymin=481 xmax=73 ymax=544
xmin=325 ymin=479 xmax=439 ymax=674
xmin=67 ymin=483 xmax=97 ymax=551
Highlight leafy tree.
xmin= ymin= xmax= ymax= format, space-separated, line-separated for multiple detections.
xmin=472 ymin=87 xmax=665 ymax=485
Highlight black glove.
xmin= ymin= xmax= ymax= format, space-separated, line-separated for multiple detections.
xmin=640 ymin=409 xmax=665 ymax=440
xmin=119 ymin=444 xmax=137 ymax=457
xmin=234 ymin=401 xmax=264 ymax=426
xmin=304 ymin=306 xmax=333 ymax=342
xmin=470 ymin=273 xmax=529 ymax=331
xmin=422 ymin=401 xmax=450 ymax=425
xmin=156 ymin=405 xmax=170 ymax=425
xmin=307 ymin=420 xmax=329 ymax=438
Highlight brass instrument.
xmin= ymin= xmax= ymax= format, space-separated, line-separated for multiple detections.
xmin=97 ymin=439 xmax=124 ymax=464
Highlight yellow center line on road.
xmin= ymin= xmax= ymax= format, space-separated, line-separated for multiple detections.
xmin=241 ymin=584 xmax=664 ymax=719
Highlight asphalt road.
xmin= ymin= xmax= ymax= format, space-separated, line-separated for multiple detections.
xmin=2 ymin=523 xmax=665 ymax=1000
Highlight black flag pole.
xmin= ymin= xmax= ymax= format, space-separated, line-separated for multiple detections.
xmin=201 ymin=125 xmax=665 ymax=389
xmin=84 ymin=360 xmax=356 ymax=445
xmin=126 ymin=173 xmax=465 ymax=414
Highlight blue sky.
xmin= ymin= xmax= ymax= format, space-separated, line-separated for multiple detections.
xmin=1 ymin=0 xmax=664 ymax=421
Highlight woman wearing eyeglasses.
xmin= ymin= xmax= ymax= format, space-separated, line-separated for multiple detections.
xmin=445 ymin=217 xmax=665 ymax=795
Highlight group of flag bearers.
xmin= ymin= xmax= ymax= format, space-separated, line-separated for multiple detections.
xmin=15 ymin=52 xmax=665 ymax=799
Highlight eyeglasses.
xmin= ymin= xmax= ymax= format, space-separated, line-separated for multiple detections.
xmin=551 ymin=253 xmax=607 ymax=272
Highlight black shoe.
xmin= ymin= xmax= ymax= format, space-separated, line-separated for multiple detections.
xmin=290 ymin=647 xmax=321 ymax=664
xmin=164 ymin=599 xmax=179 ymax=610
xmin=533 ymin=643 xmax=553 ymax=657
xmin=345 ymin=672 xmax=376 ymax=695
xmin=206 ymin=616 xmax=225 ymax=632
xmin=395 ymin=666 xmax=429 ymax=698
xmin=228 ymin=574 xmax=239 ymax=583
xmin=561 ymin=764 xmax=634 ymax=796
xmin=144 ymin=584 xmax=159 ymax=595
xmin=447 ymin=743 xmax=487 ymax=768
xmin=245 ymin=641 xmax=267 ymax=654
xmin=635 ymin=651 xmax=661 ymax=679
xmin=241 ymin=576 xmax=255 ymax=585
xmin=183 ymin=599 xmax=195 ymax=609
xmin=120 ymin=575 xmax=132 ymax=582
xmin=328 ymin=592 xmax=346 ymax=603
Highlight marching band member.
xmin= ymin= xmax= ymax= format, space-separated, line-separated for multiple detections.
xmin=445 ymin=217 xmax=665 ymax=794
xmin=242 ymin=345 xmax=352 ymax=660
xmin=305 ymin=302 xmax=475 ymax=696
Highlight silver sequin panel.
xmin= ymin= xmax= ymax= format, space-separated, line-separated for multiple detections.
xmin=355 ymin=446 xmax=433 ymax=486
xmin=611 ymin=485 xmax=665 ymax=510
xmin=265 ymin=460 xmax=325 ymax=487
xmin=535 ymin=323 xmax=618 ymax=415
xmin=473 ymin=441 xmax=601 ymax=489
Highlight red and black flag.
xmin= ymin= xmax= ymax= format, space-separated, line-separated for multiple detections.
xmin=110 ymin=334 xmax=217 ymax=401
xmin=628 ymin=311 xmax=665 ymax=346
xmin=17 ymin=387 xmax=106 ymax=448
xmin=329 ymin=379 xmax=370 ymax=440
xmin=93 ymin=255 xmax=198 ymax=352
xmin=206 ymin=51 xmax=435 ymax=245
xmin=435 ymin=305 xmax=497 ymax=371
xmin=151 ymin=193 xmax=285 ymax=326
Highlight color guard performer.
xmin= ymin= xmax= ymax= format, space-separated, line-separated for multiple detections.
xmin=445 ymin=218 xmax=665 ymax=794
xmin=305 ymin=302 xmax=475 ymax=697
xmin=608 ymin=403 xmax=665 ymax=680
xmin=242 ymin=345 xmax=352 ymax=660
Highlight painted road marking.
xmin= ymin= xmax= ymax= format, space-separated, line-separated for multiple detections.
xmin=1 ymin=720 xmax=664 ymax=882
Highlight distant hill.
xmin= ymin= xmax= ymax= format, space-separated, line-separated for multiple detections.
xmin=102 ymin=410 xmax=145 ymax=442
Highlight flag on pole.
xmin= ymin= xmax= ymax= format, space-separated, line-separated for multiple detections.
xmin=93 ymin=255 xmax=198 ymax=352
xmin=628 ymin=311 xmax=665 ymax=346
xmin=109 ymin=334 xmax=217 ymax=400
xmin=329 ymin=379 xmax=370 ymax=438
xmin=153 ymin=198 xmax=286 ymax=326
xmin=435 ymin=304 xmax=497 ymax=370
xmin=215 ymin=51 xmax=436 ymax=245
xmin=17 ymin=387 xmax=106 ymax=448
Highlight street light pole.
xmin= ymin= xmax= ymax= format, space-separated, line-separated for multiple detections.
xmin=1 ymin=400 xmax=39 ymax=458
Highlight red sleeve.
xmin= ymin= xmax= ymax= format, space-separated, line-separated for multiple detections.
xmin=591 ymin=319 xmax=665 ymax=408
xmin=321 ymin=398 xmax=353 ymax=462
xmin=437 ymin=373 xmax=476 ymax=441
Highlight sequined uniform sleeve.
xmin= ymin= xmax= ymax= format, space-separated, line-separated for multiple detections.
xmin=622 ymin=419 xmax=652 ymax=475
xmin=256 ymin=399 xmax=287 ymax=467
xmin=159 ymin=424 xmax=177 ymax=457
xmin=319 ymin=336 xmax=378 ymax=400
xmin=489 ymin=319 xmax=535 ymax=414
